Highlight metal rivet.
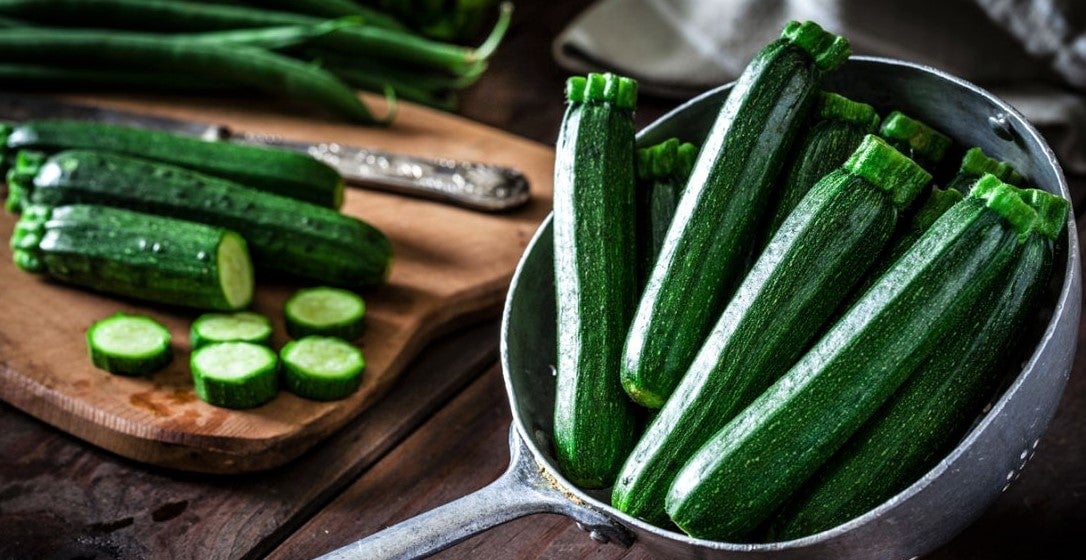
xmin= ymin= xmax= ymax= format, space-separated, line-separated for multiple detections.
xmin=589 ymin=529 xmax=610 ymax=544
xmin=988 ymin=114 xmax=1015 ymax=141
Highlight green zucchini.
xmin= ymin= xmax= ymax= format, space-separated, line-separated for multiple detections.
xmin=877 ymin=111 xmax=951 ymax=172
xmin=87 ymin=313 xmax=173 ymax=376
xmin=552 ymin=72 xmax=640 ymax=489
xmin=612 ymin=135 xmax=930 ymax=524
xmin=280 ymin=335 xmax=365 ymax=400
xmin=190 ymin=311 xmax=273 ymax=348
xmin=768 ymin=182 xmax=1068 ymax=540
xmin=1 ymin=119 xmax=345 ymax=208
xmin=870 ymin=149 xmax=1024 ymax=283
xmin=11 ymin=203 xmax=254 ymax=310
xmin=635 ymin=137 xmax=697 ymax=285
xmin=945 ymin=146 xmax=1024 ymax=194
xmin=284 ymin=286 xmax=366 ymax=340
xmin=7 ymin=149 xmax=392 ymax=289
xmin=191 ymin=341 xmax=279 ymax=409
xmin=665 ymin=179 xmax=1036 ymax=541
xmin=763 ymin=91 xmax=879 ymax=239
xmin=622 ymin=21 xmax=850 ymax=409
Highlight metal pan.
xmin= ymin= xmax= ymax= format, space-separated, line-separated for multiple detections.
xmin=316 ymin=56 xmax=1082 ymax=560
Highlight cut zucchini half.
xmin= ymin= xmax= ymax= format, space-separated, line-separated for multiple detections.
xmin=86 ymin=313 xmax=173 ymax=376
xmin=284 ymin=286 xmax=366 ymax=340
xmin=191 ymin=342 xmax=279 ymax=409
xmin=281 ymin=336 xmax=365 ymax=401
xmin=217 ymin=232 xmax=256 ymax=310
xmin=190 ymin=311 xmax=273 ymax=348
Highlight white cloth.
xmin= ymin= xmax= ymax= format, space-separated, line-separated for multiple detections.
xmin=554 ymin=0 xmax=1086 ymax=173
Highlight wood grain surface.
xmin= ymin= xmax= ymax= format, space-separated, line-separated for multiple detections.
xmin=0 ymin=92 xmax=554 ymax=473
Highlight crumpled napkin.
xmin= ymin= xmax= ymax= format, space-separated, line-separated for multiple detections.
xmin=553 ymin=0 xmax=1086 ymax=174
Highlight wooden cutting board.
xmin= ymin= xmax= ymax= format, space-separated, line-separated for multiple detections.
xmin=0 ymin=93 xmax=554 ymax=474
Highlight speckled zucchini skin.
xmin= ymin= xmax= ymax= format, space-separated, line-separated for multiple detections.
xmin=612 ymin=135 xmax=929 ymax=525
xmin=552 ymin=73 xmax=640 ymax=489
xmin=621 ymin=21 xmax=850 ymax=409
xmin=665 ymin=180 xmax=1037 ymax=541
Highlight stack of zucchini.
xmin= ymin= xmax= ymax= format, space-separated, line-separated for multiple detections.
xmin=550 ymin=20 xmax=1070 ymax=543
xmin=0 ymin=0 xmax=511 ymax=120
xmin=3 ymin=120 xmax=391 ymax=407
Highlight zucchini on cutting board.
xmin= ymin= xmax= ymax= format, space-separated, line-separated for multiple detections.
xmin=0 ymin=93 xmax=554 ymax=473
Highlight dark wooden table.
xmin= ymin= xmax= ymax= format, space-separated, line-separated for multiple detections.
xmin=1 ymin=2 xmax=1084 ymax=559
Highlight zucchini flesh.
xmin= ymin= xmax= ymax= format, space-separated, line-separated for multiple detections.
xmin=2 ymin=119 xmax=345 ymax=208
xmin=635 ymin=137 xmax=697 ymax=286
xmin=281 ymin=335 xmax=365 ymax=400
xmin=763 ymin=91 xmax=879 ymax=240
xmin=612 ymin=135 xmax=930 ymax=524
xmin=552 ymin=72 xmax=640 ymax=489
xmin=769 ymin=189 xmax=1064 ymax=539
xmin=622 ymin=21 xmax=850 ymax=409
xmin=284 ymin=286 xmax=366 ymax=340
xmin=191 ymin=341 xmax=279 ymax=409
xmin=664 ymin=181 xmax=1037 ymax=541
xmin=11 ymin=203 xmax=254 ymax=310
xmin=87 ymin=313 xmax=173 ymax=376
xmin=8 ymin=149 xmax=392 ymax=288
xmin=191 ymin=311 xmax=273 ymax=348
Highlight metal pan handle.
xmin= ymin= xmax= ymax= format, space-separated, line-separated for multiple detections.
xmin=314 ymin=426 xmax=631 ymax=560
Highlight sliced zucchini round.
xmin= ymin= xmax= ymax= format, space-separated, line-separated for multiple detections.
xmin=86 ymin=313 xmax=173 ymax=376
xmin=190 ymin=311 xmax=273 ymax=348
xmin=191 ymin=342 xmax=278 ymax=409
xmin=280 ymin=336 xmax=365 ymax=401
xmin=284 ymin=286 xmax=366 ymax=340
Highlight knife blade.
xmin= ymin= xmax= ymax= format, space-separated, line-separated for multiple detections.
xmin=0 ymin=93 xmax=531 ymax=212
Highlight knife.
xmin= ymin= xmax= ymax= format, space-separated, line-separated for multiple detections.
xmin=0 ymin=93 xmax=531 ymax=212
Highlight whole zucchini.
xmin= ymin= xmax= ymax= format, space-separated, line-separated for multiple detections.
xmin=763 ymin=91 xmax=879 ymax=240
xmin=665 ymin=179 xmax=1037 ymax=541
xmin=2 ymin=119 xmax=345 ymax=208
xmin=7 ymin=149 xmax=392 ymax=289
xmin=11 ymin=203 xmax=254 ymax=310
xmin=769 ymin=181 xmax=1068 ymax=540
xmin=552 ymin=73 xmax=640 ymax=488
xmin=612 ymin=135 xmax=930 ymax=524
xmin=622 ymin=21 xmax=850 ymax=408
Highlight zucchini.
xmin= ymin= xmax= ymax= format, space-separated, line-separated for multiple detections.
xmin=622 ymin=21 xmax=850 ymax=409
xmin=870 ymin=149 xmax=1024 ymax=283
xmin=11 ymin=203 xmax=254 ymax=310
xmin=191 ymin=341 xmax=279 ymax=409
xmin=190 ymin=311 xmax=273 ymax=348
xmin=7 ymin=149 xmax=392 ymax=289
xmin=284 ymin=286 xmax=366 ymax=340
xmin=612 ymin=135 xmax=930 ymax=524
xmin=877 ymin=111 xmax=951 ymax=172
xmin=87 ymin=313 xmax=173 ymax=376
xmin=1 ymin=119 xmax=345 ymax=208
xmin=635 ymin=137 xmax=697 ymax=286
xmin=763 ymin=91 xmax=879 ymax=239
xmin=664 ymin=179 xmax=1037 ymax=541
xmin=552 ymin=72 xmax=640 ymax=489
xmin=769 ymin=182 xmax=1068 ymax=540
xmin=280 ymin=335 xmax=365 ymax=400
xmin=945 ymin=146 xmax=1024 ymax=194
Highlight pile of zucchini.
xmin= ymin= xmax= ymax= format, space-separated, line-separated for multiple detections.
xmin=550 ymin=21 xmax=1070 ymax=543
xmin=3 ymin=120 xmax=390 ymax=408
xmin=0 ymin=0 xmax=512 ymax=120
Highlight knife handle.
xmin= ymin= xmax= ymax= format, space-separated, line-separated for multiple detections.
xmin=242 ymin=136 xmax=531 ymax=212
